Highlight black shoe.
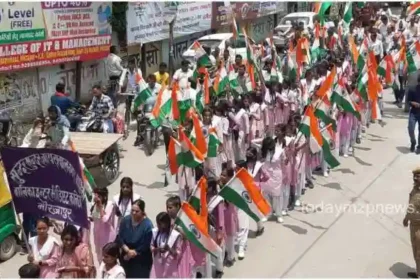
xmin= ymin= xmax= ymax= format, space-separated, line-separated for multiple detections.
xmin=257 ymin=226 xmax=265 ymax=236
xmin=308 ymin=181 xmax=314 ymax=189
xmin=133 ymin=138 xmax=141 ymax=147
xmin=411 ymin=143 xmax=416 ymax=152
xmin=302 ymin=189 xmax=306 ymax=195
xmin=356 ymin=138 xmax=361 ymax=144
xmin=416 ymin=148 xmax=420 ymax=155
xmin=215 ymin=271 xmax=224 ymax=278
xmin=407 ymin=272 xmax=419 ymax=278
xmin=393 ymin=101 xmax=399 ymax=104
xmin=196 ymin=272 xmax=203 ymax=278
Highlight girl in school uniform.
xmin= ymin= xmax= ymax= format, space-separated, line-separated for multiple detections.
xmin=260 ymin=128 xmax=289 ymax=223
xmin=249 ymin=92 xmax=263 ymax=142
xmin=219 ymin=165 xmax=239 ymax=266
xmin=166 ymin=196 xmax=195 ymax=278
xmin=97 ymin=242 xmax=126 ymax=279
xmin=216 ymin=102 xmax=235 ymax=168
xmin=112 ymin=177 xmax=141 ymax=228
xmin=91 ymin=187 xmax=117 ymax=265
xmin=28 ymin=217 xmax=59 ymax=279
xmin=150 ymin=212 xmax=183 ymax=278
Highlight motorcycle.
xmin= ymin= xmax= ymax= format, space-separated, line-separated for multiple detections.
xmin=66 ymin=106 xmax=85 ymax=132
xmin=77 ymin=111 xmax=104 ymax=133
xmin=137 ymin=104 xmax=159 ymax=156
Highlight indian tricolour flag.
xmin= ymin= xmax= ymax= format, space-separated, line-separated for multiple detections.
xmin=175 ymin=202 xmax=221 ymax=258
xmin=189 ymin=176 xmax=208 ymax=218
xmin=219 ymin=168 xmax=271 ymax=223
xmin=69 ymin=140 xmax=94 ymax=202
xmin=149 ymin=86 xmax=171 ymax=128
xmin=207 ymin=127 xmax=221 ymax=158
xmin=213 ymin=65 xmax=229 ymax=95
xmin=349 ymin=35 xmax=365 ymax=71
xmin=331 ymin=78 xmax=361 ymax=120
xmin=168 ymin=128 xmax=204 ymax=174
xmin=299 ymin=106 xmax=323 ymax=154
xmin=192 ymin=41 xmax=211 ymax=68
xmin=314 ymin=94 xmax=336 ymax=131
xmin=195 ymin=83 xmax=205 ymax=114
xmin=342 ymin=2 xmax=352 ymax=26
xmin=356 ymin=72 xmax=369 ymax=102
xmin=377 ymin=54 xmax=395 ymax=86
xmin=314 ymin=2 xmax=332 ymax=25
xmin=189 ymin=112 xmax=207 ymax=156
xmin=132 ymin=76 xmax=153 ymax=112
xmin=407 ymin=2 xmax=420 ymax=17
xmin=321 ymin=125 xmax=340 ymax=169
xmin=407 ymin=41 xmax=420 ymax=74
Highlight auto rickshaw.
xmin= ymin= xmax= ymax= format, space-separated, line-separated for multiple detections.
xmin=0 ymin=164 xmax=20 ymax=261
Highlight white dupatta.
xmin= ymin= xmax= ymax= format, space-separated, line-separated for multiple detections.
xmin=29 ymin=235 xmax=58 ymax=262
xmin=152 ymin=228 xmax=181 ymax=258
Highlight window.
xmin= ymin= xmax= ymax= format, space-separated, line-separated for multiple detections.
xmin=279 ymin=16 xmax=310 ymax=26
xmin=197 ymin=39 xmax=222 ymax=50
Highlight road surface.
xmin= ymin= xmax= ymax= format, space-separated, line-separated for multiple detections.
xmin=0 ymin=91 xmax=417 ymax=278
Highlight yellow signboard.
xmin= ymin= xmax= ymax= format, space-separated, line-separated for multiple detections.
xmin=0 ymin=164 xmax=12 ymax=207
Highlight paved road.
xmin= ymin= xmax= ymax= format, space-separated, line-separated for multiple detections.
xmin=0 ymin=91 xmax=417 ymax=278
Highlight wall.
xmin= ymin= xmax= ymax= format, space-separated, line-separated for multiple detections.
xmin=161 ymin=30 xmax=212 ymax=70
xmin=246 ymin=15 xmax=276 ymax=44
xmin=38 ymin=59 xmax=108 ymax=115
xmin=0 ymin=69 xmax=42 ymax=120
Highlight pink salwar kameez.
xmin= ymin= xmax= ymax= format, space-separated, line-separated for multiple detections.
xmin=249 ymin=103 xmax=263 ymax=141
xmin=29 ymin=235 xmax=60 ymax=278
xmin=92 ymin=201 xmax=117 ymax=264
xmin=150 ymin=229 xmax=184 ymax=278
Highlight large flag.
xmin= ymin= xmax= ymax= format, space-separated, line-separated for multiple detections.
xmin=192 ymin=41 xmax=212 ymax=68
xmin=189 ymin=112 xmax=207 ymax=156
xmin=314 ymin=94 xmax=336 ymax=131
xmin=343 ymin=2 xmax=352 ymax=26
xmin=175 ymin=202 xmax=221 ymax=257
xmin=321 ymin=125 xmax=340 ymax=168
xmin=407 ymin=2 xmax=420 ymax=17
xmin=189 ymin=176 xmax=208 ymax=221
xmin=377 ymin=54 xmax=395 ymax=86
xmin=219 ymin=168 xmax=271 ymax=223
xmin=0 ymin=164 xmax=11 ymax=207
xmin=349 ymin=35 xmax=365 ymax=71
xmin=168 ymin=128 xmax=205 ymax=174
xmin=314 ymin=2 xmax=332 ymax=25
xmin=407 ymin=41 xmax=420 ymax=74
xmin=132 ymin=76 xmax=153 ymax=112
xmin=368 ymin=69 xmax=382 ymax=120
xmin=315 ymin=66 xmax=336 ymax=98
xmin=299 ymin=106 xmax=323 ymax=154
xmin=149 ymin=86 xmax=172 ymax=128
xmin=213 ymin=65 xmax=229 ymax=96
xmin=69 ymin=140 xmax=94 ymax=202
xmin=331 ymin=78 xmax=361 ymax=120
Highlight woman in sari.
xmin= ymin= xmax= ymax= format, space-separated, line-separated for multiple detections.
xmin=56 ymin=224 xmax=95 ymax=278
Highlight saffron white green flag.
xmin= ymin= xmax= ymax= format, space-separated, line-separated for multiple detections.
xmin=219 ymin=168 xmax=271 ymax=223
xmin=175 ymin=203 xmax=222 ymax=258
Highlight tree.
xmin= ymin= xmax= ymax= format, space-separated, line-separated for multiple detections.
xmin=109 ymin=2 xmax=128 ymax=43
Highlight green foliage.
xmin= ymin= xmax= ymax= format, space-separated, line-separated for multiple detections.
xmin=109 ymin=2 xmax=128 ymax=37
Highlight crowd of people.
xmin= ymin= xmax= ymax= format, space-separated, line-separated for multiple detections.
xmin=15 ymin=2 xmax=420 ymax=279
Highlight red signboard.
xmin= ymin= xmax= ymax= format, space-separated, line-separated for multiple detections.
xmin=0 ymin=35 xmax=111 ymax=72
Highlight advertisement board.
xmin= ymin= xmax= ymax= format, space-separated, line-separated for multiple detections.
xmin=126 ymin=2 xmax=212 ymax=45
xmin=0 ymin=2 xmax=112 ymax=72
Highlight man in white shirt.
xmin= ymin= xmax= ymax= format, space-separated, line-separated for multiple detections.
xmin=369 ymin=30 xmax=384 ymax=63
xmin=408 ymin=16 xmax=419 ymax=39
xmin=107 ymin=46 xmax=124 ymax=80
xmin=106 ymin=46 xmax=125 ymax=107
xmin=173 ymin=60 xmax=194 ymax=89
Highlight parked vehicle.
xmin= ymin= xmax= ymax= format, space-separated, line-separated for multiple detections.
xmin=275 ymin=12 xmax=334 ymax=35
xmin=182 ymin=33 xmax=256 ymax=66
xmin=0 ymin=164 xmax=20 ymax=262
